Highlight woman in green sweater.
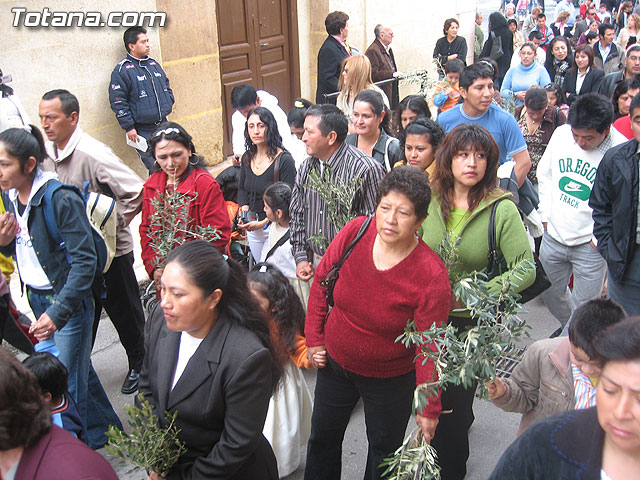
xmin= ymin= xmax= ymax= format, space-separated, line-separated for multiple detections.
xmin=421 ymin=123 xmax=535 ymax=480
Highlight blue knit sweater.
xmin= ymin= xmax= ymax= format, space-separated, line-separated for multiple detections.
xmin=500 ymin=62 xmax=551 ymax=106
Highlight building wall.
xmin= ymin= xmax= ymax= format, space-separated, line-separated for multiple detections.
xmin=301 ymin=0 xmax=477 ymax=104
xmin=1 ymin=0 xmax=224 ymax=177
xmin=3 ymin=0 xmax=478 ymax=176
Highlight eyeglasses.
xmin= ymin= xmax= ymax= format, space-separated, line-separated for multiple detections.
xmin=151 ymin=127 xmax=181 ymax=139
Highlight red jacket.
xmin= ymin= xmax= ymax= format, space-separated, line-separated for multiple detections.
xmin=140 ymin=167 xmax=231 ymax=276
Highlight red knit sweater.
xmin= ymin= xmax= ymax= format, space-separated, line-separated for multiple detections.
xmin=306 ymin=216 xmax=451 ymax=418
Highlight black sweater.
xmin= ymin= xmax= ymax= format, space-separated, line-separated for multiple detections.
xmin=238 ymin=152 xmax=296 ymax=220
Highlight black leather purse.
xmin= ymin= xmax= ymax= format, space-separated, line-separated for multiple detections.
xmin=320 ymin=216 xmax=373 ymax=307
xmin=486 ymin=200 xmax=550 ymax=304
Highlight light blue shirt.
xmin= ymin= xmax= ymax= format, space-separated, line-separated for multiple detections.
xmin=598 ymin=42 xmax=612 ymax=64
xmin=437 ymin=103 xmax=528 ymax=164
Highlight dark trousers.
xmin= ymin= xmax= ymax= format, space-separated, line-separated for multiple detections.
xmin=304 ymin=355 xmax=415 ymax=480
xmin=92 ymin=252 xmax=145 ymax=371
xmin=431 ymin=316 xmax=478 ymax=480
xmin=136 ymin=122 xmax=166 ymax=173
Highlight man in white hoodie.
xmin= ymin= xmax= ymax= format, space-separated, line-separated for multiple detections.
xmin=230 ymin=84 xmax=296 ymax=161
xmin=537 ymin=93 xmax=627 ymax=333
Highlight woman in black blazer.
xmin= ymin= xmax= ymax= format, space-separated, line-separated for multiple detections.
xmin=563 ymin=44 xmax=605 ymax=105
xmin=481 ymin=12 xmax=514 ymax=87
xmin=139 ymin=241 xmax=282 ymax=480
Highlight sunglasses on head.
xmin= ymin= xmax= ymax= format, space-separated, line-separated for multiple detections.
xmin=151 ymin=127 xmax=182 ymax=139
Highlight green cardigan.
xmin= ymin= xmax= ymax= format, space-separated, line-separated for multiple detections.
xmin=421 ymin=191 xmax=535 ymax=316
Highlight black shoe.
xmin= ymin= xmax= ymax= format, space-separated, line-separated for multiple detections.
xmin=121 ymin=369 xmax=139 ymax=394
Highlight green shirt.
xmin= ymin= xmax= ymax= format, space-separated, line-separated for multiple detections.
xmin=447 ymin=207 xmax=470 ymax=238
xmin=422 ymin=192 xmax=536 ymax=317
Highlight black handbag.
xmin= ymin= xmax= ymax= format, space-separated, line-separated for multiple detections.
xmin=487 ymin=200 xmax=550 ymax=303
xmin=320 ymin=216 xmax=373 ymax=307
xmin=489 ymin=31 xmax=504 ymax=61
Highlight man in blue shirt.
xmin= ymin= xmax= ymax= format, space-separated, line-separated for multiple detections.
xmin=438 ymin=63 xmax=531 ymax=186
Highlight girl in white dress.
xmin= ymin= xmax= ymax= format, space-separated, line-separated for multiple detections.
xmin=248 ymin=264 xmax=326 ymax=478
xmin=260 ymin=182 xmax=310 ymax=310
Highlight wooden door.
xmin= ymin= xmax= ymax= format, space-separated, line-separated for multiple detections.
xmin=217 ymin=0 xmax=300 ymax=156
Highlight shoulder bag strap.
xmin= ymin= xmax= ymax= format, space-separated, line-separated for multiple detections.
xmin=488 ymin=199 xmax=502 ymax=269
xmin=264 ymin=230 xmax=290 ymax=261
xmin=273 ymin=151 xmax=283 ymax=183
xmin=383 ymin=136 xmax=393 ymax=172
xmin=335 ymin=215 xmax=373 ymax=270
xmin=320 ymin=215 xmax=373 ymax=292
xmin=42 ymin=181 xmax=73 ymax=265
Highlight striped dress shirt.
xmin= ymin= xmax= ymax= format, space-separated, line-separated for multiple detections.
xmin=290 ymin=141 xmax=385 ymax=264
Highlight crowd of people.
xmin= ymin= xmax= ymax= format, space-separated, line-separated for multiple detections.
xmin=1 ymin=3 xmax=640 ymax=479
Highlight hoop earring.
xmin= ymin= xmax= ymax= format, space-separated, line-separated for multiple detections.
xmin=189 ymin=155 xmax=199 ymax=166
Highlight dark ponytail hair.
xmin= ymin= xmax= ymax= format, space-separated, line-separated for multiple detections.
xmin=248 ymin=263 xmax=306 ymax=360
xmin=353 ymin=89 xmax=392 ymax=135
xmin=0 ymin=126 xmax=47 ymax=178
xmin=263 ymin=182 xmax=292 ymax=221
xmin=287 ymin=98 xmax=313 ymax=129
xmin=165 ymin=240 xmax=283 ymax=392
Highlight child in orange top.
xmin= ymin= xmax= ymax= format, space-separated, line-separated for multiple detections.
xmin=248 ymin=263 xmax=325 ymax=478
xmin=433 ymin=58 xmax=464 ymax=114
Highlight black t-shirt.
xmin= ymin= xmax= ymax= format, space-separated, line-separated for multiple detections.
xmin=237 ymin=151 xmax=296 ymax=220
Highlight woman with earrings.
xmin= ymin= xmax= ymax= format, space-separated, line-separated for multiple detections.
xmin=237 ymin=107 xmax=296 ymax=262
xmin=140 ymin=122 xmax=231 ymax=296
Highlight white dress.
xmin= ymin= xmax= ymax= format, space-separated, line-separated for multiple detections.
xmin=263 ymin=359 xmax=313 ymax=478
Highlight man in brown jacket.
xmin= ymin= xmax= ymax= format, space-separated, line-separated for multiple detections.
xmin=365 ymin=24 xmax=399 ymax=109
xmin=39 ymin=89 xmax=145 ymax=395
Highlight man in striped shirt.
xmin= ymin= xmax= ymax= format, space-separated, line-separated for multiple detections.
xmin=290 ymin=104 xmax=385 ymax=282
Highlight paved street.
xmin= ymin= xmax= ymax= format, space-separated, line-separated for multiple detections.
xmin=92 ymin=285 xmax=560 ymax=480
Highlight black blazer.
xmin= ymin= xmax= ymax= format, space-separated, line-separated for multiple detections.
xmin=316 ymin=35 xmax=350 ymax=104
xmin=563 ymin=68 xmax=605 ymax=104
xmin=139 ymin=304 xmax=278 ymax=480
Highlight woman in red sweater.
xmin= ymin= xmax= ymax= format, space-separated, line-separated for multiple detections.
xmin=304 ymin=166 xmax=451 ymax=480
xmin=139 ymin=122 xmax=231 ymax=294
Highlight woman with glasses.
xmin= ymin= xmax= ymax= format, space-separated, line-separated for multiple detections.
xmin=336 ymin=55 xmax=389 ymax=129
xmin=140 ymin=122 xmax=231 ymax=296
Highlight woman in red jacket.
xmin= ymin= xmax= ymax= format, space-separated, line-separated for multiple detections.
xmin=140 ymin=122 xmax=231 ymax=294
xmin=304 ymin=166 xmax=451 ymax=480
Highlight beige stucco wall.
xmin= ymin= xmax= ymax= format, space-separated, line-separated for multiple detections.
xmin=300 ymin=0 xmax=478 ymax=105
xmin=4 ymin=0 xmax=478 ymax=176
xmin=1 ymin=1 xmax=224 ymax=177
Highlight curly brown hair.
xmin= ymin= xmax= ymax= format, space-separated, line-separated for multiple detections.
xmin=431 ymin=124 xmax=501 ymax=222
xmin=0 ymin=349 xmax=51 ymax=449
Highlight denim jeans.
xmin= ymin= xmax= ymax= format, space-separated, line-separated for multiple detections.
xmin=539 ymin=232 xmax=606 ymax=327
xmin=27 ymin=289 xmax=122 ymax=448
xmin=304 ymin=355 xmax=415 ymax=480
